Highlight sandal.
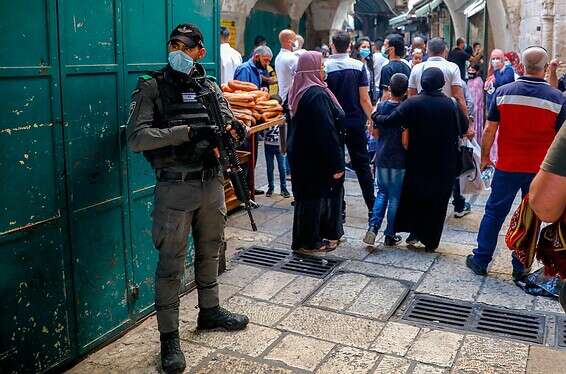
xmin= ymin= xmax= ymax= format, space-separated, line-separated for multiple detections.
xmin=296 ymin=245 xmax=327 ymax=255
xmin=323 ymin=239 xmax=339 ymax=252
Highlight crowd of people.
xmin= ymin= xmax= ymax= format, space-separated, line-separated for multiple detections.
xmin=221 ymin=27 xmax=566 ymax=302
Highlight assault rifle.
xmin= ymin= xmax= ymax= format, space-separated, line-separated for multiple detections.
xmin=200 ymin=87 xmax=258 ymax=231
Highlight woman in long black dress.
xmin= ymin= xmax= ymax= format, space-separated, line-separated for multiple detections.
xmin=287 ymin=51 xmax=346 ymax=254
xmin=373 ymin=67 xmax=468 ymax=251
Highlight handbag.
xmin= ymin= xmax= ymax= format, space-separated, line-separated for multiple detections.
xmin=451 ymin=99 xmax=475 ymax=177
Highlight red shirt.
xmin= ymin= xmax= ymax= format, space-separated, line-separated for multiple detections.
xmin=488 ymin=77 xmax=566 ymax=173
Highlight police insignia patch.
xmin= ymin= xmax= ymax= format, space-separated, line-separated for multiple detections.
xmin=127 ymin=101 xmax=136 ymax=124
xmin=182 ymin=92 xmax=197 ymax=103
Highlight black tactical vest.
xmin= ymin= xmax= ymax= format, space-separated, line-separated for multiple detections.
xmin=143 ymin=66 xmax=218 ymax=170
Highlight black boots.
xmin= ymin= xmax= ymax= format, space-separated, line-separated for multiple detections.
xmin=160 ymin=330 xmax=186 ymax=374
xmin=197 ymin=306 xmax=249 ymax=331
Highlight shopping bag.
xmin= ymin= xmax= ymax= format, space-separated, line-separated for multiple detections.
xmin=459 ymin=138 xmax=485 ymax=195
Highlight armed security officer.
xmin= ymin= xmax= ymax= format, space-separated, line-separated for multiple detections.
xmin=127 ymin=24 xmax=249 ymax=373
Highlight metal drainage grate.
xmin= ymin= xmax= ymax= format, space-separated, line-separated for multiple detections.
xmin=234 ymin=246 xmax=341 ymax=278
xmin=403 ymin=294 xmax=546 ymax=344
xmin=473 ymin=306 xmax=546 ymax=344
xmin=557 ymin=316 xmax=566 ymax=348
xmin=404 ymin=294 xmax=474 ymax=328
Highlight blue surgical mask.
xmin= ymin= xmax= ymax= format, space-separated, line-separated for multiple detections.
xmin=359 ymin=48 xmax=371 ymax=59
xmin=168 ymin=50 xmax=194 ymax=75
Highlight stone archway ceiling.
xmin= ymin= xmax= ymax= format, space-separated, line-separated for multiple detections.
xmin=354 ymin=0 xmax=396 ymax=16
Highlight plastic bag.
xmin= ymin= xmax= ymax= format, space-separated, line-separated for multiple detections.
xmin=515 ymin=268 xmax=563 ymax=297
xmin=459 ymin=138 xmax=486 ymax=195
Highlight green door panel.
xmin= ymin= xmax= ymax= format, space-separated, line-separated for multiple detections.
xmin=57 ymin=0 xmax=131 ymax=351
xmin=244 ymin=9 xmax=291 ymax=57
xmin=72 ymin=207 xmax=129 ymax=349
xmin=171 ymin=0 xmax=220 ymax=78
xmin=63 ymin=75 xmax=122 ymax=209
xmin=0 ymin=1 xmax=73 ymax=372
xmin=0 ymin=223 xmax=72 ymax=373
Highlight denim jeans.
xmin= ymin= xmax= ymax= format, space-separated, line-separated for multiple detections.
xmin=472 ymin=169 xmax=535 ymax=271
xmin=368 ymin=167 xmax=406 ymax=237
xmin=265 ymin=144 xmax=287 ymax=190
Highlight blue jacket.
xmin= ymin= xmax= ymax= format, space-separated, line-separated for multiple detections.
xmin=233 ymin=59 xmax=262 ymax=87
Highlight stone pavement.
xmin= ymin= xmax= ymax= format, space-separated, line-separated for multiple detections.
xmin=69 ymin=146 xmax=566 ymax=373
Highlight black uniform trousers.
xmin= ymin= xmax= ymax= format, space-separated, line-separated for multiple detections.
xmin=344 ymin=121 xmax=375 ymax=213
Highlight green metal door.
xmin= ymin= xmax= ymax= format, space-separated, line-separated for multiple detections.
xmin=56 ymin=0 xmax=132 ymax=353
xmin=0 ymin=1 xmax=74 ymax=371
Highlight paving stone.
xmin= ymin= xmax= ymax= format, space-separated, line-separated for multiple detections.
xmin=445 ymin=211 xmax=482 ymax=233
xmin=265 ymin=334 xmax=335 ymax=371
xmin=533 ymin=295 xmax=564 ymax=314
xmin=405 ymin=329 xmax=463 ymax=367
xmin=370 ymin=322 xmax=420 ymax=356
xmin=440 ymin=229 xmax=478 ymax=246
xmin=373 ymin=355 xmax=411 ymax=374
xmin=273 ymin=230 xmax=293 ymax=246
xmin=195 ymin=353 xmax=294 ymax=374
xmin=345 ymin=215 xmax=370 ymax=229
xmin=488 ymin=247 xmax=514 ymax=275
xmin=223 ymin=295 xmax=291 ymax=326
xmin=345 ymin=196 xmax=370 ymax=219
xmin=228 ymin=206 xmax=287 ymax=230
xmin=278 ymin=306 xmax=384 ymax=349
xmin=270 ymin=275 xmax=324 ymax=306
xmin=219 ymin=264 xmax=265 ymax=288
xmin=240 ymin=271 xmax=297 ymax=300
xmin=347 ymin=278 xmax=409 ymax=320
xmin=365 ymin=247 xmax=437 ymax=271
xmin=315 ymin=346 xmax=379 ymax=374
xmin=340 ymin=260 xmax=424 ymax=283
xmin=258 ymin=212 xmax=295 ymax=236
xmin=477 ymin=275 xmax=535 ymax=310
xmin=435 ymin=242 xmax=474 ymax=257
xmin=307 ymin=273 xmax=370 ymax=310
xmin=343 ymin=225 xmax=369 ymax=239
xmin=326 ymin=239 xmax=369 ymax=260
xmin=453 ymin=335 xmax=529 ymax=373
xmin=180 ymin=284 xmax=240 ymax=324
xmin=416 ymin=256 xmax=484 ymax=302
xmin=526 ymin=346 xmax=566 ymax=374
xmin=411 ymin=363 xmax=446 ymax=374
xmin=182 ymin=323 xmax=281 ymax=357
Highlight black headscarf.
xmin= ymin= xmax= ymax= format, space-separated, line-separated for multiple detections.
xmin=421 ymin=67 xmax=445 ymax=93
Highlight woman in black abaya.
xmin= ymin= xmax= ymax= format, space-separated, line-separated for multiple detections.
xmin=287 ymin=51 xmax=346 ymax=254
xmin=373 ymin=67 xmax=468 ymax=251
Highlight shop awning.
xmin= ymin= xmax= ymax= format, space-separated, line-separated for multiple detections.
xmin=389 ymin=12 xmax=410 ymax=27
xmin=464 ymin=0 xmax=485 ymax=17
xmin=414 ymin=0 xmax=443 ymax=18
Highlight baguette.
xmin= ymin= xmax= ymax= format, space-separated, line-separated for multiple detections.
xmin=221 ymin=83 xmax=234 ymax=93
xmin=228 ymin=80 xmax=258 ymax=91
xmin=223 ymin=92 xmax=256 ymax=102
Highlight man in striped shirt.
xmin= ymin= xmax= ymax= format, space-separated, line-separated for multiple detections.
xmin=466 ymin=46 xmax=566 ymax=279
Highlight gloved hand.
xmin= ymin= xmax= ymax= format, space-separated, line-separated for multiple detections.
xmin=189 ymin=125 xmax=216 ymax=142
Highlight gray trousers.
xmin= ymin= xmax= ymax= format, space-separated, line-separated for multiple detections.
xmin=151 ymin=175 xmax=226 ymax=333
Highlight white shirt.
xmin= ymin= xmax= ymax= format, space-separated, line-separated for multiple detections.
xmin=408 ymin=56 xmax=464 ymax=97
xmin=372 ymin=53 xmax=388 ymax=90
xmin=275 ymin=48 xmax=299 ymax=102
xmin=220 ymin=43 xmax=242 ymax=85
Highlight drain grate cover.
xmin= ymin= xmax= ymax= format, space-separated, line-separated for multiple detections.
xmin=234 ymin=246 xmax=341 ymax=278
xmin=557 ymin=316 xmax=566 ymax=348
xmin=404 ymin=294 xmax=474 ymax=328
xmin=473 ymin=306 xmax=546 ymax=344
xmin=403 ymin=294 xmax=546 ymax=344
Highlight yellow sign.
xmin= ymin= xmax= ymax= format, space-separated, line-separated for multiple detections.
xmin=221 ymin=19 xmax=238 ymax=49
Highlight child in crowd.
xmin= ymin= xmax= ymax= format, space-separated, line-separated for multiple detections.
xmin=364 ymin=73 xmax=409 ymax=246
xmin=264 ymin=95 xmax=291 ymax=198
